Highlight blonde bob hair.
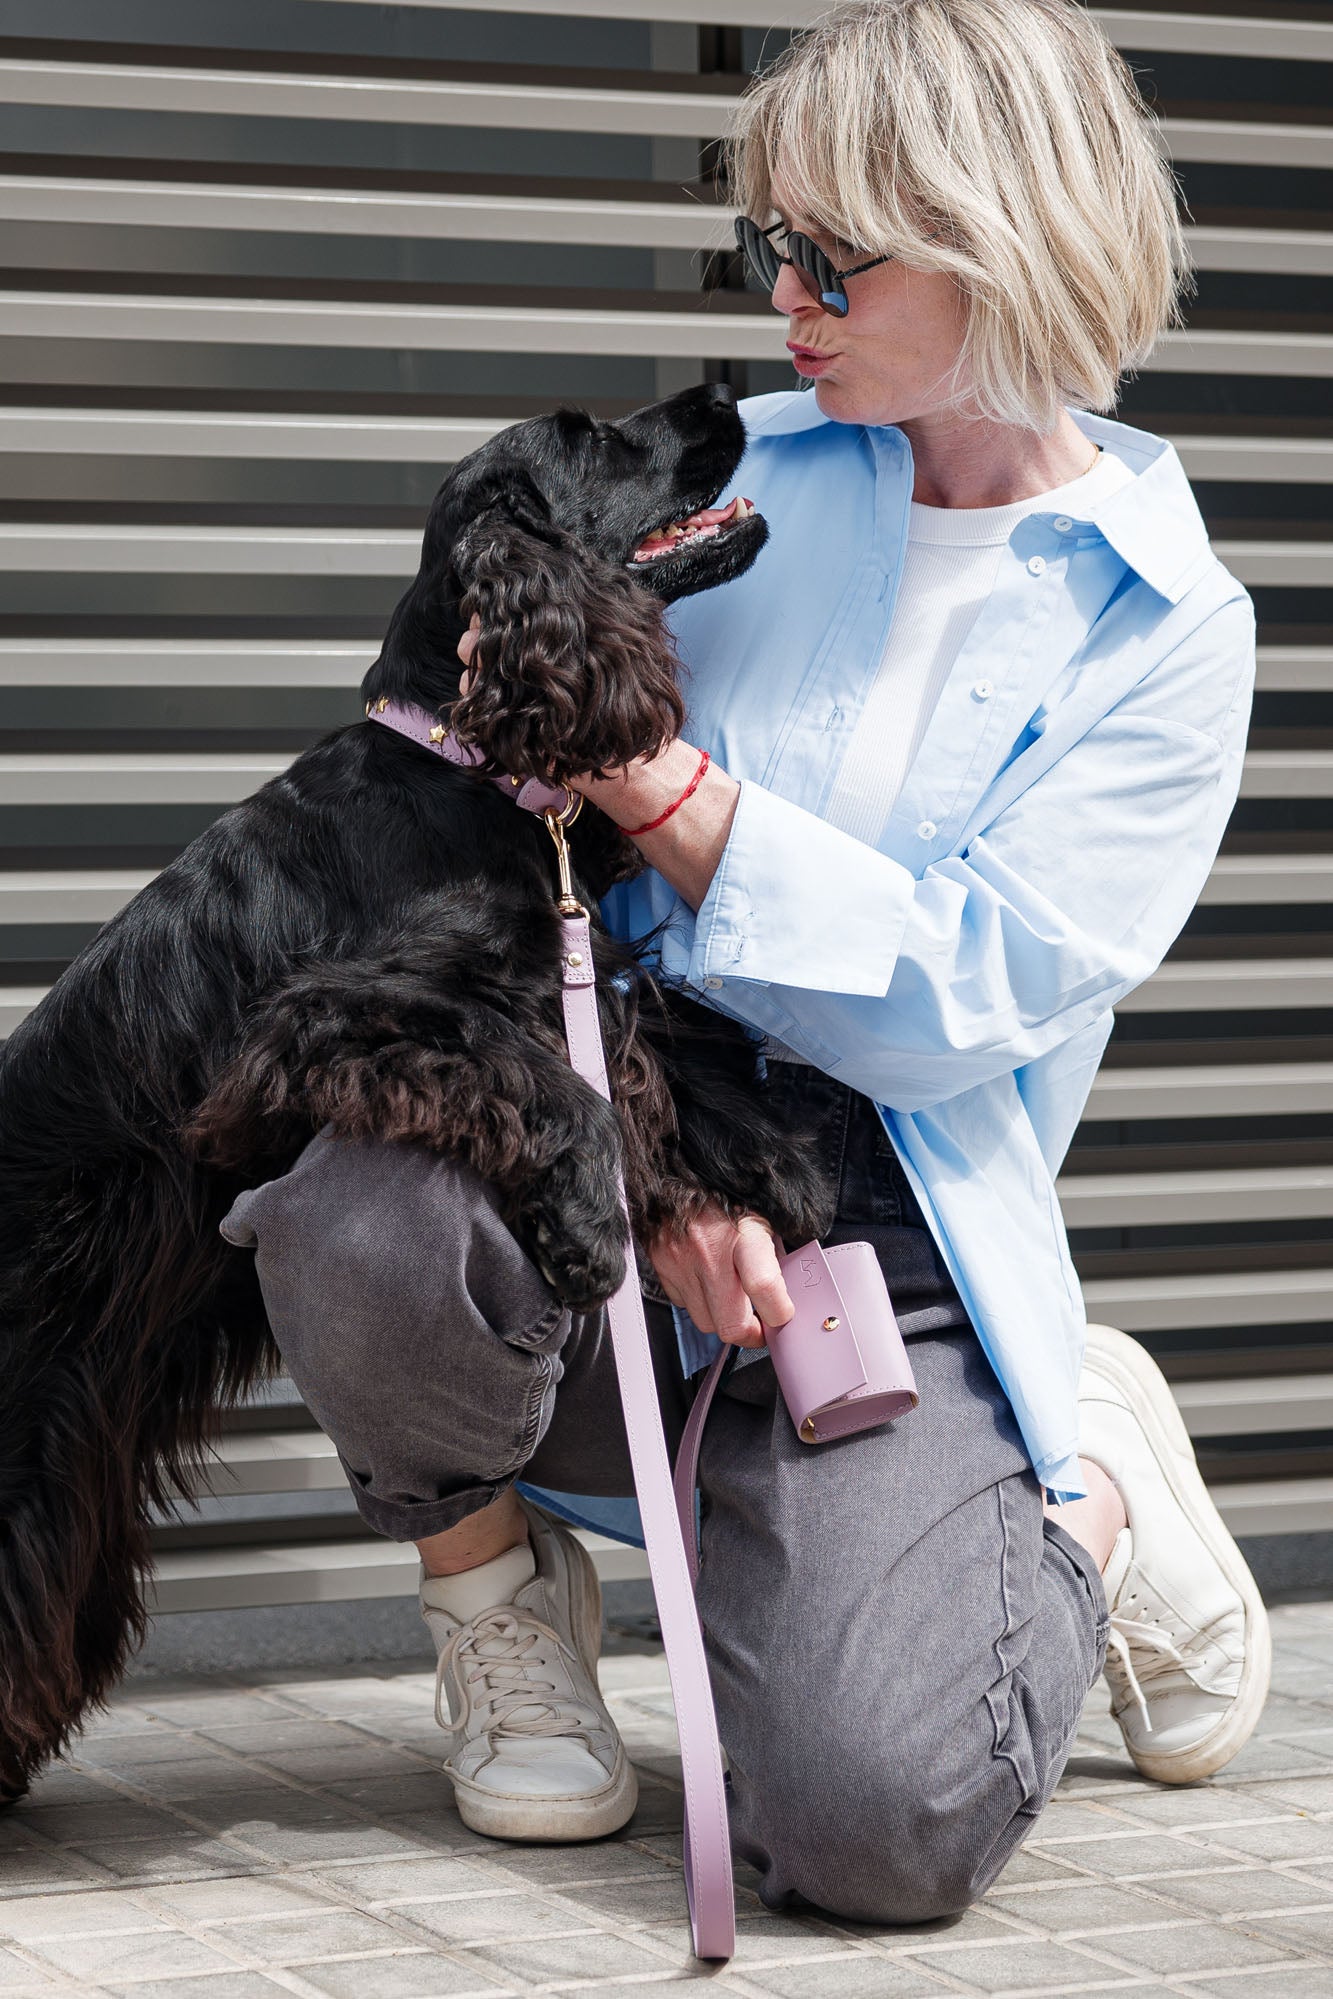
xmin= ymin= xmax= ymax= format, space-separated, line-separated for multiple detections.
xmin=724 ymin=0 xmax=1190 ymax=433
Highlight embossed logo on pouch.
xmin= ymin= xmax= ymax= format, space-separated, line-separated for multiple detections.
xmin=800 ymin=1257 xmax=820 ymax=1288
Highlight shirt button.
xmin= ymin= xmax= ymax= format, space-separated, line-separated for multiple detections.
xmin=1027 ymin=554 xmax=1046 ymax=577
xmin=971 ymin=679 xmax=993 ymax=701
xmin=917 ymin=819 xmax=937 ymax=840
xmin=703 ymin=975 xmax=723 ymax=990
xmin=1053 ymin=516 xmax=1073 ymax=534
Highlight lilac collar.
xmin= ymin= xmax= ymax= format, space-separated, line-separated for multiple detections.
xmin=365 ymin=695 xmax=574 ymax=819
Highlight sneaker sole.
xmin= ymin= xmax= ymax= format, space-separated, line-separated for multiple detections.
xmin=449 ymin=1501 xmax=639 ymax=1842
xmin=1084 ymin=1322 xmax=1271 ymax=1785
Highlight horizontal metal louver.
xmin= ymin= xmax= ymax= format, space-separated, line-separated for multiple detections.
xmin=1 ymin=0 xmax=1329 ymax=1608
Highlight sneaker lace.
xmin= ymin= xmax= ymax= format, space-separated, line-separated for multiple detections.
xmin=436 ymin=1605 xmax=603 ymax=1744
xmin=1103 ymin=1611 xmax=1192 ymax=1737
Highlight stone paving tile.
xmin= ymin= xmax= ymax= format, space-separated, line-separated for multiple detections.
xmin=137 ymin=1877 xmax=336 ymax=1924
xmin=21 ymin=1926 xmax=240 ymax=1983
xmin=201 ymin=1906 xmax=411 ymax=1963
xmin=0 ymin=1851 xmax=102 ymax=1900
xmin=293 ymin=1954 xmax=513 ymax=1998
xmin=386 ymin=1889 xmax=603 ymax=1946
xmin=64 ymin=1838 xmax=262 ymax=1886
xmin=900 ymin=1935 xmax=1149 ymax=1991
xmin=1209 ymin=1826 xmax=1333 ymax=1866
xmin=1178 ymin=1971 xmax=1333 ymax=1998
xmin=2 ymin=1604 xmax=1331 ymax=1996
xmin=741 ymin=1955 xmax=968 ymax=1997
xmin=307 ymin=1856 xmax=501 ymax=1903
xmin=319 ymin=1774 xmax=456 ymax=1817
xmin=1155 ymin=1869 xmax=1333 ymax=1920
xmin=467 ymin=1925 xmax=684 ymax=1984
xmin=0 ymin=1890 xmax=162 ymax=1942
xmin=100 ymin=1977 xmax=295 ymax=1999
xmin=1080 ymin=1920 xmax=1304 ymax=1978
xmin=980 ymin=1877 xmax=1189 ymax=1934
xmin=1027 ymin=1833 xmax=1229 ymax=1880
xmin=0 ymin=1947 xmax=62 ymax=1991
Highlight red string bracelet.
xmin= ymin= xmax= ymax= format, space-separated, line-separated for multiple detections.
xmin=623 ymin=748 xmax=710 ymax=838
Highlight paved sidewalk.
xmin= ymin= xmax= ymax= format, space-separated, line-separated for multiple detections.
xmin=3 ymin=1603 xmax=1333 ymax=1999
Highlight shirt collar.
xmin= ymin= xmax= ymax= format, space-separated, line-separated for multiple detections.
xmin=740 ymin=390 xmax=1215 ymax=606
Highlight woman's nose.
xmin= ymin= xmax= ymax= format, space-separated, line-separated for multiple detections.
xmin=770 ymin=259 xmax=816 ymax=320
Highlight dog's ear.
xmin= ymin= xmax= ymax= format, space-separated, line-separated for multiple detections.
xmin=449 ymin=487 xmax=685 ymax=784
xmin=361 ymin=468 xmax=557 ymax=717
xmin=435 ymin=465 xmax=557 ymax=566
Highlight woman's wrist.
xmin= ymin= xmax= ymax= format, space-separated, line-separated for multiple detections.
xmin=573 ymin=738 xmax=733 ymax=831
xmin=573 ymin=739 xmax=741 ymax=912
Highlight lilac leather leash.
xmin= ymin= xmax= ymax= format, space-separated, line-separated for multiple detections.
xmin=368 ymin=700 xmax=736 ymax=1962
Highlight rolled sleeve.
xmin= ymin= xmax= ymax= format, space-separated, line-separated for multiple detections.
xmin=689 ymin=778 xmax=915 ymax=997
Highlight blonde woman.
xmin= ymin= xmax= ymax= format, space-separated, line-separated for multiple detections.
xmin=575 ymin=0 xmax=1267 ymax=1911
xmin=267 ymin=0 xmax=1268 ymax=1926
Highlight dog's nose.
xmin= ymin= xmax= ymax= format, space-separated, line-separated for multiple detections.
xmin=701 ymin=381 xmax=736 ymax=408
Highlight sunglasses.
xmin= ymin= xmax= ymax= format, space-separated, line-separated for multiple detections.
xmin=733 ymin=214 xmax=893 ymax=318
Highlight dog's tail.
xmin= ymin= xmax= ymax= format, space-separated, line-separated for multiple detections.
xmin=0 ymin=1141 xmax=271 ymax=1805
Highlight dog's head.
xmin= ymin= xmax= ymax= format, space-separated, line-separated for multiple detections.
xmin=364 ymin=381 xmax=768 ymax=782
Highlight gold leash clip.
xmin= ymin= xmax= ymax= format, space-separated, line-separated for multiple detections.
xmin=543 ymin=794 xmax=587 ymax=918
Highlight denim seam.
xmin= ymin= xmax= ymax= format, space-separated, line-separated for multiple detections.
xmin=498 ymin=1298 xmax=569 ymax=1353
xmin=483 ymin=1351 xmax=558 ymax=1484
xmin=986 ymin=1474 xmax=1041 ymax=1809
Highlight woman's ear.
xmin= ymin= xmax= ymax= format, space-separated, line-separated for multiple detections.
xmin=449 ymin=501 xmax=685 ymax=783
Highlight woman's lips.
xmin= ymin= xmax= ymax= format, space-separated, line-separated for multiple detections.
xmin=787 ymin=343 xmax=836 ymax=376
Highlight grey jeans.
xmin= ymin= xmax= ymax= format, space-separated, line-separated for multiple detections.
xmin=222 ymin=1071 xmax=1107 ymax=1925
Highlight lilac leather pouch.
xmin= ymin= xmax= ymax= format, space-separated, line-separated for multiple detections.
xmin=765 ymin=1239 xmax=919 ymax=1443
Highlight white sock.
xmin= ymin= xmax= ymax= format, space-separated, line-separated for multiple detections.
xmin=420 ymin=1538 xmax=536 ymax=1630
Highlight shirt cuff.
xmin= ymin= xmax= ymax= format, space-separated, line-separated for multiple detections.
xmin=688 ymin=778 xmax=917 ymax=997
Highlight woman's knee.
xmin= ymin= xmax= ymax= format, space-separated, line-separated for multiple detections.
xmin=731 ymin=1726 xmax=1010 ymax=1925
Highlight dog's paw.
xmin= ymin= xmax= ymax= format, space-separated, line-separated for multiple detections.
xmin=527 ymin=1223 xmax=627 ymax=1319
xmin=518 ymin=1161 xmax=629 ymax=1310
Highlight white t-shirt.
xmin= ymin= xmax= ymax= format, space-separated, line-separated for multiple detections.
xmin=821 ymin=445 xmax=1138 ymax=847
xmin=763 ymin=443 xmax=1137 ymax=1064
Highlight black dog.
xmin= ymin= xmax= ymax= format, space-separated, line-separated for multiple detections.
xmin=0 ymin=381 xmax=833 ymax=1804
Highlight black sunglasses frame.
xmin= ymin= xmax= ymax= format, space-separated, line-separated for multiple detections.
xmin=733 ymin=215 xmax=893 ymax=318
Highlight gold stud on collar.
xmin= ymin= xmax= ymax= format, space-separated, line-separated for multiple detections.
xmin=429 ymin=723 xmax=446 ymax=743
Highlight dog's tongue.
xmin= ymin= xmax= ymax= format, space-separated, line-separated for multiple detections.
xmin=683 ymin=501 xmax=740 ymax=531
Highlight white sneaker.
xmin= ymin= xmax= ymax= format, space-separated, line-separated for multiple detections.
xmin=1079 ymin=1322 xmax=1271 ymax=1784
xmin=419 ymin=1494 xmax=638 ymax=1840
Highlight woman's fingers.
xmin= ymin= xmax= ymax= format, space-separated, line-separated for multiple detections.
xmin=733 ymin=1215 xmax=795 ymax=1330
xmin=456 ymin=612 xmax=482 ymax=695
xmin=645 ymin=1203 xmax=782 ymax=1349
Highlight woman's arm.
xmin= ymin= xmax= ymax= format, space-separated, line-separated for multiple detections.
xmin=602 ymin=596 xmax=1256 ymax=1113
xmin=574 ymin=739 xmax=740 ymax=914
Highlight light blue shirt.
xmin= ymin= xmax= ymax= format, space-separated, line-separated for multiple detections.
xmin=520 ymin=389 xmax=1256 ymax=1545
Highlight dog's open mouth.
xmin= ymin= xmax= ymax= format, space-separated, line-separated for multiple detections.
xmin=628 ymin=494 xmax=756 ymax=566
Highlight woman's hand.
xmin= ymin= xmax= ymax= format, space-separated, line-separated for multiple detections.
xmin=648 ymin=1201 xmax=794 ymax=1349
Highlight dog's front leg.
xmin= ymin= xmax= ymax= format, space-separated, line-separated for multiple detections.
xmin=190 ymin=990 xmax=630 ymax=1311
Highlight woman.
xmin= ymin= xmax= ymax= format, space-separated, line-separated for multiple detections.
xmin=260 ymin=0 xmax=1267 ymax=1923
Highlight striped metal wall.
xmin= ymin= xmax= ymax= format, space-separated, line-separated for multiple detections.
xmin=0 ymin=0 xmax=1329 ymax=1611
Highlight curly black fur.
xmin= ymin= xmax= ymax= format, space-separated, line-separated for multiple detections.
xmin=0 ymin=381 xmax=835 ymax=1805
